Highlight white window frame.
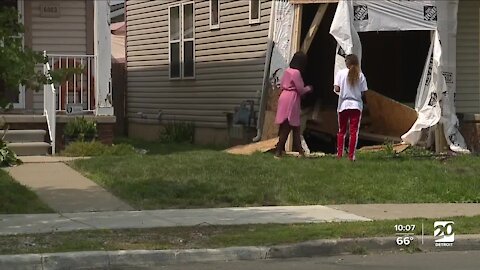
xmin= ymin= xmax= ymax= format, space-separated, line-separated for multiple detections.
xmin=168 ymin=4 xmax=181 ymax=80
xmin=249 ymin=0 xmax=261 ymax=25
xmin=168 ymin=2 xmax=195 ymax=80
xmin=182 ymin=2 xmax=195 ymax=79
xmin=210 ymin=0 xmax=220 ymax=30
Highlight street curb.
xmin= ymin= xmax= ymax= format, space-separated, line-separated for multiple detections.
xmin=1 ymin=235 xmax=480 ymax=269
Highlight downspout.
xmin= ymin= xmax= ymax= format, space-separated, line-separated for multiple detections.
xmin=253 ymin=0 xmax=276 ymax=142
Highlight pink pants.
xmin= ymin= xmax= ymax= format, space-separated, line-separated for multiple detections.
xmin=337 ymin=109 xmax=361 ymax=160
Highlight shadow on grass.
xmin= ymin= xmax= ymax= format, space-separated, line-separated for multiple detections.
xmin=113 ymin=137 xmax=226 ymax=155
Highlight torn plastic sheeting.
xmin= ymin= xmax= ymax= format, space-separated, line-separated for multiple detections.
xmin=269 ymin=0 xmax=295 ymax=86
xmin=402 ymin=31 xmax=444 ymax=146
xmin=329 ymin=0 xmax=469 ymax=153
xmin=330 ymin=0 xmax=362 ymax=76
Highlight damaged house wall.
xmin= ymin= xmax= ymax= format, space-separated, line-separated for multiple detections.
xmin=328 ymin=0 xmax=469 ymax=153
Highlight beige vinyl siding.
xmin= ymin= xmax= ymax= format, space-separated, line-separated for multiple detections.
xmin=126 ymin=0 xmax=271 ymax=129
xmin=456 ymin=0 xmax=480 ymax=114
xmin=30 ymin=0 xmax=87 ymax=113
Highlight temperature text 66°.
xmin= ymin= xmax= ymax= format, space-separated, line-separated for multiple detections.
xmin=396 ymin=236 xmax=415 ymax=246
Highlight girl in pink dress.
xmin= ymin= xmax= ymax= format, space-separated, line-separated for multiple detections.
xmin=274 ymin=52 xmax=312 ymax=158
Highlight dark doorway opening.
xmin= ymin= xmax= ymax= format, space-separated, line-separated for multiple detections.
xmin=299 ymin=4 xmax=431 ymax=153
xmin=300 ymin=3 xmax=339 ymax=110
xmin=360 ymin=30 xmax=431 ymax=105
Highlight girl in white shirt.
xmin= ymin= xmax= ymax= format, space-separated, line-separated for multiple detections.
xmin=333 ymin=54 xmax=368 ymax=161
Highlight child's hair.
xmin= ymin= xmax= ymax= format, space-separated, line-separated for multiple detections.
xmin=345 ymin=54 xmax=360 ymax=87
xmin=289 ymin=51 xmax=307 ymax=77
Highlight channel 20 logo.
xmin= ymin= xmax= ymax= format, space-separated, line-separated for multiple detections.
xmin=434 ymin=221 xmax=454 ymax=247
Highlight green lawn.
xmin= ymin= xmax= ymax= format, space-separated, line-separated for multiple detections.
xmin=68 ymin=140 xmax=480 ymax=210
xmin=2 ymin=215 xmax=479 ymax=255
xmin=0 ymin=169 xmax=52 ymax=214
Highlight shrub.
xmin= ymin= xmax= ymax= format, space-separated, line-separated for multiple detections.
xmin=159 ymin=121 xmax=194 ymax=143
xmin=0 ymin=118 xmax=22 ymax=167
xmin=61 ymin=141 xmax=137 ymax=157
xmin=0 ymin=139 xmax=22 ymax=167
xmin=64 ymin=117 xmax=97 ymax=142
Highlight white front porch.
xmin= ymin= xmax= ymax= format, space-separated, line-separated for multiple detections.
xmin=46 ymin=54 xmax=98 ymax=114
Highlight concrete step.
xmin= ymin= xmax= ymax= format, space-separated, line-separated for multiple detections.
xmin=7 ymin=142 xmax=51 ymax=156
xmin=3 ymin=129 xmax=47 ymax=143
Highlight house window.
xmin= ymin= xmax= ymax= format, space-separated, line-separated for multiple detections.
xmin=169 ymin=2 xmax=195 ymax=79
xmin=249 ymin=0 xmax=260 ymax=24
xmin=210 ymin=0 xmax=220 ymax=29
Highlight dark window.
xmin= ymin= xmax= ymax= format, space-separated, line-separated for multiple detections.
xmin=169 ymin=3 xmax=195 ymax=79
xmin=210 ymin=0 xmax=219 ymax=28
xmin=250 ymin=0 xmax=260 ymax=23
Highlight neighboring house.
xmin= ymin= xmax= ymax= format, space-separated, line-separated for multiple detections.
xmin=126 ymin=0 xmax=271 ymax=144
xmin=110 ymin=1 xmax=126 ymax=64
xmin=111 ymin=21 xmax=126 ymax=64
xmin=1 ymin=0 xmax=113 ymax=155
xmin=125 ymin=0 xmax=480 ymax=149
xmin=110 ymin=1 xmax=125 ymax=23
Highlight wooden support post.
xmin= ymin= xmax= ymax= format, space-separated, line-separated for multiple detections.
xmin=285 ymin=5 xmax=303 ymax=152
xmin=435 ymin=123 xmax=448 ymax=153
xmin=301 ymin=4 xmax=328 ymax=54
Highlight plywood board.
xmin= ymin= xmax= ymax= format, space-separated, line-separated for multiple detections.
xmin=365 ymin=90 xmax=418 ymax=137
xmin=225 ymin=137 xmax=278 ymax=155
xmin=262 ymin=110 xmax=279 ymax=141
xmin=259 ymin=74 xmax=282 ymax=140
xmin=306 ymin=110 xmax=338 ymax=136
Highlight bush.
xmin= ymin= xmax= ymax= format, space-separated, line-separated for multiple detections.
xmin=0 ymin=118 xmax=22 ymax=167
xmin=61 ymin=141 xmax=137 ymax=157
xmin=64 ymin=117 xmax=97 ymax=142
xmin=0 ymin=139 xmax=22 ymax=167
xmin=159 ymin=121 xmax=194 ymax=143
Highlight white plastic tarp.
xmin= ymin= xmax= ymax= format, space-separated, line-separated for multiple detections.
xmin=329 ymin=0 xmax=469 ymax=153
xmin=269 ymin=0 xmax=295 ymax=87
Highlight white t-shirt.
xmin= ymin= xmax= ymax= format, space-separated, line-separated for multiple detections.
xmin=334 ymin=68 xmax=368 ymax=112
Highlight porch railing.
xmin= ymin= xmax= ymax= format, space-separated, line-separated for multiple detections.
xmin=43 ymin=51 xmax=56 ymax=155
xmin=47 ymin=53 xmax=97 ymax=113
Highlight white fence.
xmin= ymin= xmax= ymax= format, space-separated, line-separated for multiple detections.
xmin=47 ymin=54 xmax=97 ymax=113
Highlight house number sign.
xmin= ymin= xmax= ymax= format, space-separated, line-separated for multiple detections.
xmin=40 ymin=2 xmax=61 ymax=18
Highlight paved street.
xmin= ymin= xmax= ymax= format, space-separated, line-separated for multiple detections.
xmin=109 ymin=251 xmax=480 ymax=270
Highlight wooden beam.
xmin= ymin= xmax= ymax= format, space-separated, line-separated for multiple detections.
xmin=286 ymin=5 xmax=304 ymax=151
xmin=435 ymin=123 xmax=448 ymax=153
xmin=301 ymin=4 xmax=328 ymax=53
xmin=291 ymin=5 xmax=303 ymax=54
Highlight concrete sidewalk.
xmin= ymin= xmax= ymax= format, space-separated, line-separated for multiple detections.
xmin=0 ymin=205 xmax=370 ymax=235
xmin=4 ymin=159 xmax=133 ymax=213
xmin=1 ymin=203 xmax=480 ymax=236
xmin=328 ymin=203 xmax=480 ymax=220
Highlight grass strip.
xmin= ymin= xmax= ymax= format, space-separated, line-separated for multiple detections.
xmin=1 ymin=215 xmax=479 ymax=255
xmin=69 ymin=145 xmax=480 ymax=209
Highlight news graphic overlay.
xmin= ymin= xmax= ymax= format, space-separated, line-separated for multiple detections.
xmin=434 ymin=221 xmax=454 ymax=247
xmin=394 ymin=224 xmax=417 ymax=247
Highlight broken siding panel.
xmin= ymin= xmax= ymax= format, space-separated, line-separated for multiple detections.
xmin=456 ymin=0 xmax=480 ymax=114
xmin=126 ymin=0 xmax=271 ymax=128
xmin=30 ymin=0 xmax=87 ymax=112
